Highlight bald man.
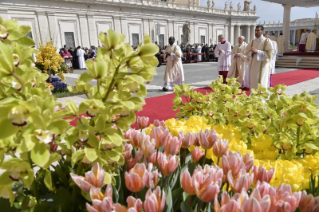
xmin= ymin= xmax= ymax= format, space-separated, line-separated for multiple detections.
xmin=227 ymin=36 xmax=249 ymax=89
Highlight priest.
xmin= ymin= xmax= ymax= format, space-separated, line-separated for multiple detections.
xmin=245 ymin=25 xmax=274 ymax=90
xmin=270 ymin=33 xmax=277 ymax=42
xmin=161 ymin=37 xmax=184 ymax=91
xmin=214 ymin=34 xmax=231 ymax=84
xmin=227 ymin=35 xmax=249 ymax=89
xmin=299 ymin=29 xmax=310 ymax=52
xmin=306 ymin=29 xmax=317 ymax=53
xmin=276 ymin=32 xmax=284 ymax=56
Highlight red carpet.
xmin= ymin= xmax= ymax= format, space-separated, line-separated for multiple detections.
xmin=283 ymin=51 xmax=319 ymax=56
xmin=69 ymin=69 xmax=319 ymax=128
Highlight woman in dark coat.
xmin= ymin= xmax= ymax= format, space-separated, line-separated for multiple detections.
xmin=73 ymin=46 xmax=80 ymax=69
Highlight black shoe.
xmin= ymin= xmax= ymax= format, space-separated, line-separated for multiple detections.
xmin=160 ymin=87 xmax=168 ymax=92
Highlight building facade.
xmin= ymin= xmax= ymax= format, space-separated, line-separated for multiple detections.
xmin=263 ymin=18 xmax=319 ymax=46
xmin=0 ymin=0 xmax=258 ymax=48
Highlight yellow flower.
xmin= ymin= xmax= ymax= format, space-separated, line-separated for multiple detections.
xmin=252 ymin=134 xmax=273 ymax=151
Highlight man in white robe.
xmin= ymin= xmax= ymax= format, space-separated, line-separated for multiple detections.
xmin=277 ymin=33 xmax=284 ymax=56
xmin=270 ymin=33 xmax=277 ymax=42
xmin=227 ymin=36 xmax=249 ymax=89
xmin=77 ymin=47 xmax=86 ymax=69
xmin=299 ymin=30 xmax=310 ymax=52
xmin=306 ymin=30 xmax=317 ymax=53
xmin=214 ymin=34 xmax=231 ymax=84
xmin=161 ymin=37 xmax=184 ymax=91
xmin=264 ymin=34 xmax=278 ymax=87
xmin=245 ymin=25 xmax=274 ymax=90
xmin=197 ymin=44 xmax=202 ymax=61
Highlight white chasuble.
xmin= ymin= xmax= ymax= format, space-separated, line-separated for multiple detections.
xmin=77 ymin=49 xmax=86 ymax=69
xmin=214 ymin=41 xmax=232 ymax=72
xmin=245 ymin=35 xmax=274 ymax=90
xmin=306 ymin=32 xmax=317 ymax=52
xmin=276 ymin=36 xmax=284 ymax=56
xmin=271 ymin=41 xmax=278 ymax=74
xmin=163 ymin=44 xmax=184 ymax=90
xmin=227 ymin=42 xmax=248 ymax=85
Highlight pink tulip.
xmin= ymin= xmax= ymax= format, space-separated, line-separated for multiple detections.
xmin=164 ymin=136 xmax=182 ymax=155
xmin=70 ymin=162 xmax=105 ymax=192
xmin=145 ymin=163 xmax=161 ymax=188
xmin=243 ymin=153 xmax=254 ymax=172
xmin=125 ymin=163 xmax=148 ymax=192
xmin=227 ymin=169 xmax=254 ymax=193
xmin=113 ymin=196 xmax=143 ymax=212
xmin=157 ymin=152 xmax=180 ymax=176
xmin=148 ymin=151 xmax=161 ymax=165
xmin=181 ymin=168 xmax=196 ymax=195
xmin=214 ymin=189 xmax=248 ymax=212
xmin=144 ymin=186 xmax=165 ymax=212
xmin=205 ymin=129 xmax=219 ymax=146
xmin=181 ymin=132 xmax=196 ymax=148
xmin=274 ymin=184 xmax=301 ymax=212
xmin=140 ymin=137 xmax=155 ymax=157
xmin=213 ymin=139 xmax=229 ymax=158
xmin=252 ymin=165 xmax=275 ymax=184
xmin=198 ymin=130 xmax=214 ymax=149
xmin=241 ymin=189 xmax=271 ymax=212
xmin=86 ymin=185 xmax=113 ymax=212
xmin=131 ymin=132 xmax=140 ymax=148
xmin=124 ymin=129 xmax=137 ymax=142
xmin=193 ymin=134 xmax=200 ymax=146
xmin=191 ymin=147 xmax=205 ymax=162
xmin=193 ymin=165 xmax=223 ymax=202
xmin=153 ymin=119 xmax=166 ymax=128
xmin=137 ymin=116 xmax=149 ymax=130
xmin=150 ymin=127 xmax=170 ymax=148
xmin=255 ymin=181 xmax=276 ymax=199
xmin=123 ymin=143 xmax=133 ymax=162
xmin=127 ymin=151 xmax=144 ymax=171
xmin=299 ymin=191 xmax=319 ymax=212
xmin=221 ymin=151 xmax=245 ymax=182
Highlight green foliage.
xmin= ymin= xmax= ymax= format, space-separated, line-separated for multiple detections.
xmin=172 ymin=76 xmax=319 ymax=160
xmin=0 ymin=16 xmax=158 ymax=210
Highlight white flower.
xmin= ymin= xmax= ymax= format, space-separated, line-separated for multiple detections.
xmin=79 ymin=130 xmax=89 ymax=143
xmin=11 ymin=79 xmax=22 ymax=91
xmin=13 ymin=54 xmax=20 ymax=67
xmin=9 ymin=166 xmax=26 ymax=181
xmin=34 ymin=129 xmax=55 ymax=144
xmin=0 ymin=25 xmax=9 ymax=40
xmin=8 ymin=107 xmax=27 ymax=126
xmin=86 ymin=104 xmax=99 ymax=117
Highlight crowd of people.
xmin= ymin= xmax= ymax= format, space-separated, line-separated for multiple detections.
xmin=161 ymin=25 xmax=278 ymax=92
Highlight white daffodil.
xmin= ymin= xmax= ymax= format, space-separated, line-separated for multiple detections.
xmin=13 ymin=54 xmax=20 ymax=67
xmin=0 ymin=25 xmax=9 ymax=40
xmin=8 ymin=107 xmax=27 ymax=126
xmin=78 ymin=130 xmax=89 ymax=143
xmin=34 ymin=129 xmax=55 ymax=145
xmin=86 ymin=104 xmax=99 ymax=117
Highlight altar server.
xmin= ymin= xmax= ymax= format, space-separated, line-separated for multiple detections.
xmin=214 ymin=34 xmax=231 ymax=83
xmin=227 ymin=36 xmax=249 ymax=88
xmin=161 ymin=37 xmax=184 ymax=91
xmin=299 ymin=30 xmax=310 ymax=52
xmin=245 ymin=25 xmax=274 ymax=90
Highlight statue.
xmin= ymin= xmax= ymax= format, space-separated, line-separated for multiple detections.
xmin=230 ymin=2 xmax=233 ymax=10
xmin=207 ymin=0 xmax=210 ymax=8
xmin=182 ymin=22 xmax=191 ymax=45
xmin=225 ymin=1 xmax=228 ymax=11
xmin=253 ymin=4 xmax=256 ymax=11
xmin=211 ymin=0 xmax=215 ymax=8
xmin=237 ymin=3 xmax=241 ymax=11
xmin=243 ymin=1 xmax=251 ymax=11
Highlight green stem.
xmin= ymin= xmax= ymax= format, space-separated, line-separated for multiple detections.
xmin=189 ymin=195 xmax=193 ymax=210
xmin=0 ymin=81 xmax=27 ymax=100
xmin=183 ymin=148 xmax=187 ymax=167
xmin=217 ymin=157 xmax=220 ymax=165
xmin=202 ymin=149 xmax=207 ymax=166
xmin=102 ymin=65 xmax=120 ymax=102
xmin=197 ymin=201 xmax=203 ymax=212
xmin=297 ymin=126 xmax=301 ymax=146
xmin=72 ymin=163 xmax=84 ymax=206
xmin=97 ymin=79 xmax=102 ymax=98
xmin=12 ymin=72 xmax=25 ymax=88
xmin=155 ymin=149 xmax=159 ymax=166
xmin=31 ymin=181 xmax=41 ymax=203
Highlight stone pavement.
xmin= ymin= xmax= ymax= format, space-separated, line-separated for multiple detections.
xmin=58 ymin=62 xmax=318 ymax=107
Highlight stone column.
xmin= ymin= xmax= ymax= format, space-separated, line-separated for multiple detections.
xmin=246 ymin=25 xmax=250 ymax=43
xmin=230 ymin=24 xmax=235 ymax=45
xmin=224 ymin=24 xmax=228 ymax=42
xmin=250 ymin=25 xmax=255 ymax=41
xmin=87 ymin=15 xmax=97 ymax=46
xmin=36 ymin=11 xmax=50 ymax=44
xmin=113 ymin=16 xmax=121 ymax=33
xmin=168 ymin=20 xmax=174 ymax=38
xmin=78 ymin=14 xmax=90 ymax=47
xmin=212 ymin=24 xmax=216 ymax=44
xmin=234 ymin=25 xmax=240 ymax=42
xmin=173 ymin=21 xmax=178 ymax=43
xmin=46 ymin=12 xmax=61 ymax=47
xmin=143 ymin=18 xmax=150 ymax=38
xmin=282 ymin=3 xmax=292 ymax=52
xmin=194 ymin=22 xmax=198 ymax=43
xmin=120 ymin=17 xmax=128 ymax=42
xmin=292 ymin=29 xmax=296 ymax=46
xmin=149 ymin=20 xmax=155 ymax=42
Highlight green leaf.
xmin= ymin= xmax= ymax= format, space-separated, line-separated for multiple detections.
xmin=15 ymin=36 xmax=35 ymax=46
xmin=181 ymin=202 xmax=190 ymax=212
xmin=31 ymin=142 xmax=50 ymax=167
xmin=88 ymin=133 xmax=99 ymax=148
xmin=66 ymin=101 xmax=78 ymax=115
xmin=79 ymin=72 xmax=94 ymax=82
xmin=84 ymin=147 xmax=98 ymax=162
xmin=44 ymin=169 xmax=53 ymax=191
xmin=71 ymin=149 xmax=85 ymax=167
xmin=53 ymin=187 xmax=74 ymax=212
xmin=95 ymin=115 xmax=105 ymax=132
xmin=106 ymin=134 xmax=123 ymax=146
xmin=16 ymin=135 xmax=36 ymax=153
xmin=0 ymin=119 xmax=19 ymax=139
xmin=105 ymin=150 xmax=121 ymax=161
xmin=47 ymin=120 xmax=69 ymax=135
xmin=165 ymin=186 xmax=173 ymax=212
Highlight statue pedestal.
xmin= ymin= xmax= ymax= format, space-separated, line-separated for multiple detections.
xmin=316 ymin=38 xmax=319 ymax=51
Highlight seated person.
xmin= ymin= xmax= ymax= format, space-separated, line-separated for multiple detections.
xmin=61 ymin=48 xmax=73 ymax=68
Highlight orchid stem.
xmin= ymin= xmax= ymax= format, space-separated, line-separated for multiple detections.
xmin=202 ymin=149 xmax=207 ymax=166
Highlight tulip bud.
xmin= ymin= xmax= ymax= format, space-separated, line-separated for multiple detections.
xmin=164 ymin=136 xmax=182 ymax=155
xmin=140 ymin=137 xmax=155 ymax=157
xmin=137 ymin=116 xmax=149 ymax=130
xmin=123 ymin=143 xmax=133 ymax=162
xmin=181 ymin=168 xmax=196 ymax=195
xmin=157 ymin=152 xmax=179 ymax=176
xmin=153 ymin=119 xmax=165 ymax=128
xmin=125 ymin=163 xmax=147 ymax=192
xmin=213 ymin=139 xmax=229 ymax=158
xmin=145 ymin=163 xmax=161 ymax=188
xmin=191 ymin=147 xmax=204 ymax=162
xmin=144 ymin=187 xmax=165 ymax=212
xmin=181 ymin=132 xmax=196 ymax=148
xmin=252 ymin=165 xmax=274 ymax=184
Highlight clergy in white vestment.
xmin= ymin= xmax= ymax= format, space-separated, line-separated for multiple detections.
xmin=299 ymin=30 xmax=310 ymax=52
xmin=245 ymin=25 xmax=274 ymax=90
xmin=196 ymin=44 xmax=202 ymax=61
xmin=214 ymin=34 xmax=231 ymax=84
xmin=276 ymin=33 xmax=284 ymax=56
xmin=227 ymin=36 xmax=249 ymax=89
xmin=264 ymin=34 xmax=278 ymax=87
xmin=306 ymin=30 xmax=317 ymax=53
xmin=77 ymin=47 xmax=86 ymax=69
xmin=270 ymin=33 xmax=277 ymax=42
xmin=161 ymin=37 xmax=184 ymax=91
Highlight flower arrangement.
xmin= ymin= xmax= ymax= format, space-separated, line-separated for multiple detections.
xmin=47 ymin=77 xmax=68 ymax=93
xmin=35 ymin=41 xmax=66 ymax=82
xmin=0 ymin=16 xmax=158 ymax=211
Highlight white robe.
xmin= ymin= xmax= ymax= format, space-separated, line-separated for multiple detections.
xmin=271 ymin=41 xmax=278 ymax=74
xmin=163 ymin=44 xmax=184 ymax=90
xmin=306 ymin=32 xmax=317 ymax=53
xmin=197 ymin=46 xmax=202 ymax=61
xmin=245 ymin=35 xmax=274 ymax=90
xmin=277 ymin=35 xmax=284 ymax=56
xmin=299 ymin=32 xmax=309 ymax=45
xmin=227 ymin=42 xmax=248 ymax=86
xmin=77 ymin=49 xmax=86 ymax=69
xmin=214 ymin=41 xmax=232 ymax=72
